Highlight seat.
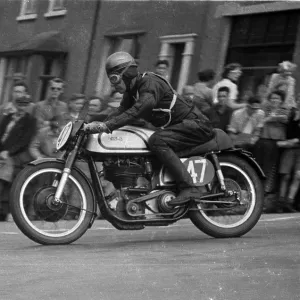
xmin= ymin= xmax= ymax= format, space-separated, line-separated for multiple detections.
xmin=177 ymin=128 xmax=233 ymax=158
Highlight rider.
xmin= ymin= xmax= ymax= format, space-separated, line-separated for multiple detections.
xmin=84 ymin=52 xmax=214 ymax=206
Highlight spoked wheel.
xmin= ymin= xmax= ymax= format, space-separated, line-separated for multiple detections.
xmin=10 ymin=162 xmax=95 ymax=245
xmin=189 ymin=154 xmax=264 ymax=238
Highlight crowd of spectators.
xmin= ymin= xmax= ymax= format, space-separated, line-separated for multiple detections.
xmin=186 ymin=60 xmax=299 ymax=214
xmin=0 ymin=77 xmax=120 ymax=221
xmin=0 ymin=59 xmax=299 ymax=220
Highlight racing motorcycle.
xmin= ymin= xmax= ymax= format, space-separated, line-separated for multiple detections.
xmin=10 ymin=120 xmax=265 ymax=245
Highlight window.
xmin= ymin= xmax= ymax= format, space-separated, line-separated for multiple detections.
xmin=0 ymin=56 xmax=30 ymax=105
xmin=44 ymin=0 xmax=66 ymax=18
xmin=226 ymin=11 xmax=300 ymax=96
xmin=95 ymin=33 xmax=144 ymax=97
xmin=17 ymin=0 xmax=37 ymax=21
xmin=0 ymin=54 xmax=67 ymax=105
xmin=158 ymin=34 xmax=197 ymax=93
xmin=37 ymin=55 xmax=67 ymax=101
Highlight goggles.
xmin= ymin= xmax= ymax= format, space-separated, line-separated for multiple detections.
xmin=108 ymin=61 xmax=134 ymax=85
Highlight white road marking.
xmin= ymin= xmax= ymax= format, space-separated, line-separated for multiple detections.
xmin=1 ymin=214 xmax=300 ymax=235
xmin=261 ymin=215 xmax=300 ymax=222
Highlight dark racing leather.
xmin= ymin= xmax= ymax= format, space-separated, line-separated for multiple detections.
xmin=177 ymin=129 xmax=233 ymax=157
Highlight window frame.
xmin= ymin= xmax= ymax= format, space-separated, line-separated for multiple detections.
xmin=44 ymin=0 xmax=67 ymax=18
xmin=16 ymin=0 xmax=38 ymax=21
xmin=159 ymin=33 xmax=197 ymax=94
xmin=94 ymin=33 xmax=145 ymax=97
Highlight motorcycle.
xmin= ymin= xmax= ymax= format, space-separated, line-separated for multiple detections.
xmin=10 ymin=119 xmax=265 ymax=245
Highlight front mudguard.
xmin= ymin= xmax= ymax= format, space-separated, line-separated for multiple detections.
xmin=220 ymin=148 xmax=266 ymax=179
xmin=28 ymin=158 xmax=97 ymax=226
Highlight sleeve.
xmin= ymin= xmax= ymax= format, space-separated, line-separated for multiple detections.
xmin=267 ymin=74 xmax=277 ymax=95
xmin=9 ymin=117 xmax=37 ymax=155
xmin=34 ymin=103 xmax=47 ymax=128
xmin=226 ymin=84 xmax=247 ymax=110
xmin=286 ymin=77 xmax=296 ymax=108
xmin=29 ymin=133 xmax=45 ymax=160
xmin=227 ymin=111 xmax=239 ymax=134
xmin=252 ymin=110 xmax=265 ymax=137
xmin=105 ymin=78 xmax=157 ymax=132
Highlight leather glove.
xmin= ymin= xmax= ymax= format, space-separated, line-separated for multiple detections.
xmin=83 ymin=122 xmax=110 ymax=134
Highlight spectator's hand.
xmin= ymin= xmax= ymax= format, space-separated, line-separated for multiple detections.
xmin=44 ymin=121 xmax=50 ymax=127
xmin=0 ymin=151 xmax=9 ymax=160
xmin=250 ymin=136 xmax=259 ymax=145
xmin=83 ymin=122 xmax=109 ymax=134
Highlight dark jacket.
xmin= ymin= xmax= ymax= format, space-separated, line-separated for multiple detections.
xmin=105 ymin=72 xmax=211 ymax=131
xmin=0 ymin=113 xmax=37 ymax=156
xmin=204 ymin=104 xmax=233 ymax=132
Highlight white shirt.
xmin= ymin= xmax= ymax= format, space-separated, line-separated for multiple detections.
xmin=212 ymin=78 xmax=238 ymax=105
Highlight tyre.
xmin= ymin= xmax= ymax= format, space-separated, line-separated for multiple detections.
xmin=189 ymin=154 xmax=264 ymax=238
xmin=10 ymin=161 xmax=95 ymax=245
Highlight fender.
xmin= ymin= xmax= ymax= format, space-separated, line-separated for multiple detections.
xmin=28 ymin=158 xmax=97 ymax=226
xmin=220 ymin=148 xmax=266 ymax=179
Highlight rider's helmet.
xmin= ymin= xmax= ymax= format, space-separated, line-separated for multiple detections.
xmin=105 ymin=52 xmax=138 ymax=85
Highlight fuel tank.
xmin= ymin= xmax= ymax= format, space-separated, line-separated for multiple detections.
xmin=85 ymin=125 xmax=155 ymax=154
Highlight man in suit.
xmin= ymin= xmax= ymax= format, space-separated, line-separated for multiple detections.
xmin=0 ymin=92 xmax=37 ymax=221
xmin=34 ymin=77 xmax=68 ymax=129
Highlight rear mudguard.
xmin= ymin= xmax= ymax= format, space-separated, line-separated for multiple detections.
xmin=219 ymin=148 xmax=266 ymax=179
xmin=28 ymin=158 xmax=97 ymax=226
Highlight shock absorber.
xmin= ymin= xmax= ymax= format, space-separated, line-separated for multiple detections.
xmin=210 ymin=152 xmax=226 ymax=191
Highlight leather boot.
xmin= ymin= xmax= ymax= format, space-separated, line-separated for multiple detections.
xmin=168 ymin=186 xmax=201 ymax=206
xmin=149 ymin=147 xmax=199 ymax=207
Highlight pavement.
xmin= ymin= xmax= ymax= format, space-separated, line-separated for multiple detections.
xmin=0 ymin=214 xmax=300 ymax=300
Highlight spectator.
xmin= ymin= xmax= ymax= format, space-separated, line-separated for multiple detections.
xmin=227 ymin=96 xmax=264 ymax=149
xmin=0 ymin=80 xmax=34 ymax=117
xmin=277 ymin=93 xmax=300 ymax=213
xmin=155 ymin=59 xmax=169 ymax=80
xmin=212 ymin=63 xmax=246 ymax=110
xmin=181 ymin=85 xmax=195 ymax=103
xmin=66 ymin=93 xmax=86 ymax=122
xmin=87 ymin=96 xmax=105 ymax=122
xmin=193 ymin=69 xmax=215 ymax=113
xmin=205 ymin=86 xmax=233 ymax=132
xmin=267 ymin=61 xmax=297 ymax=108
xmin=0 ymin=95 xmax=37 ymax=221
xmin=253 ymin=90 xmax=289 ymax=195
xmin=34 ymin=77 xmax=68 ymax=129
xmin=29 ymin=116 xmax=61 ymax=160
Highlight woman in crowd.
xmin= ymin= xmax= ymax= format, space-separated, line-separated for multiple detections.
xmin=267 ymin=61 xmax=297 ymax=109
xmin=212 ymin=63 xmax=246 ymax=110
xmin=253 ymin=90 xmax=289 ymax=195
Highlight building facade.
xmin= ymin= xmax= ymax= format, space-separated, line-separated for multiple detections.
xmin=0 ymin=0 xmax=299 ymax=104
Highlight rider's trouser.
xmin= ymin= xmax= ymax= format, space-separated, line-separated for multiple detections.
xmin=148 ymin=119 xmax=214 ymax=190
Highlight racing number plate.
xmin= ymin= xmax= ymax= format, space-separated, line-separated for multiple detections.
xmin=183 ymin=156 xmax=215 ymax=186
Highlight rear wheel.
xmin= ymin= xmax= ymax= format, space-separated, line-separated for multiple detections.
xmin=189 ymin=154 xmax=264 ymax=238
xmin=10 ymin=162 xmax=95 ymax=245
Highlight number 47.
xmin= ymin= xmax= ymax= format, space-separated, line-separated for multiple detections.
xmin=187 ymin=159 xmax=207 ymax=184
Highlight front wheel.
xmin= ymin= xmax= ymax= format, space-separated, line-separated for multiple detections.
xmin=10 ymin=161 xmax=95 ymax=245
xmin=189 ymin=154 xmax=264 ymax=238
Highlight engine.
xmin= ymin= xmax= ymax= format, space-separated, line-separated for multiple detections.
xmin=103 ymin=156 xmax=152 ymax=189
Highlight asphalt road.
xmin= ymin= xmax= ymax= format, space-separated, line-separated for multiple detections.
xmin=1 ymin=214 xmax=300 ymax=300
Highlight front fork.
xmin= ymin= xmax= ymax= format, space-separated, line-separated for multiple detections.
xmin=53 ymin=133 xmax=85 ymax=203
